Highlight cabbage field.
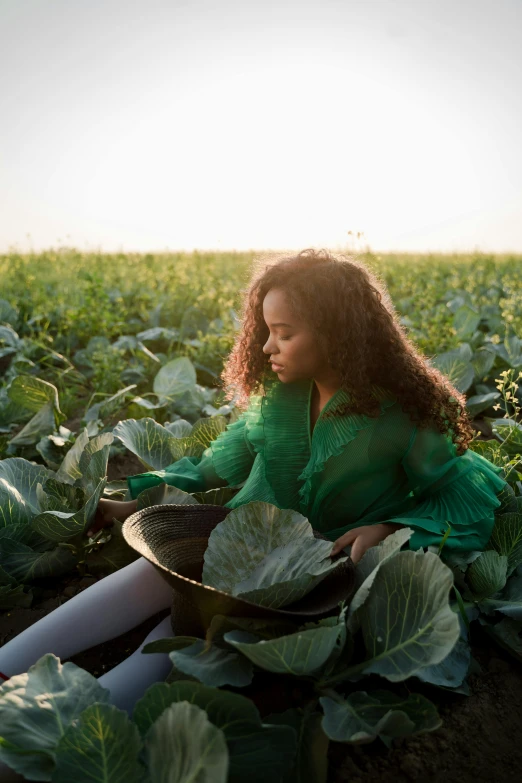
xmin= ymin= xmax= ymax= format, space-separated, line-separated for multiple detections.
xmin=0 ymin=249 xmax=522 ymax=782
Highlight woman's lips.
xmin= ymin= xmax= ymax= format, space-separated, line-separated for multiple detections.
xmin=271 ymin=363 xmax=284 ymax=372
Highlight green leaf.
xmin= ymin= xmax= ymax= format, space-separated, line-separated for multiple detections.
xmin=490 ymin=512 xmax=522 ymax=575
xmin=465 ymin=392 xmax=500 ymax=418
xmin=83 ymin=385 xmax=137 ymax=423
xmin=142 ymin=637 xmax=200 ymax=655
xmin=471 ymin=346 xmax=496 ymax=380
xmin=205 ymin=614 xmax=299 ymax=648
xmin=0 ymin=299 xmax=19 ymax=326
xmin=36 ymin=433 xmax=72 ymax=471
xmin=165 ymin=419 xmax=193 ymax=437
xmin=133 ymin=680 xmax=296 ymax=782
xmin=467 ymin=550 xmax=508 ymax=599
xmin=8 ymin=375 xmax=63 ymax=417
xmin=56 ymin=430 xmax=113 ymax=491
xmin=136 ymin=482 xmax=199 ymax=510
xmin=494 ymin=335 xmax=522 ymax=368
xmin=32 ymin=478 xmax=106 ymax=542
xmin=348 ymin=527 xmax=413 ymax=631
xmin=496 ymin=484 xmax=522 ymax=515
xmin=453 ymin=305 xmax=481 ymax=339
xmin=0 ymin=457 xmax=54 ymax=521
xmin=432 ymin=345 xmax=474 ymax=393
xmin=0 ymin=458 xmax=53 ymax=526
xmin=264 ymin=708 xmax=327 ymax=783
xmin=319 ymin=691 xmax=441 ymax=746
xmin=0 ymin=654 xmax=110 ymax=781
xmin=9 ymin=402 xmax=57 ymax=446
xmin=52 ymin=704 xmax=144 ymax=783
xmin=182 ymin=416 xmax=227 ymax=456
xmin=38 ymin=479 xmax=85 ymax=513
xmin=0 ymin=523 xmax=54 ymax=552
xmin=192 ymin=486 xmax=239 ymax=506
xmin=170 ymin=641 xmax=254 ymax=687
xmin=113 ymin=417 xmax=184 ymax=470
xmin=134 ymin=679 xmax=262 ymax=740
xmin=415 ymin=622 xmax=471 ymax=688
xmin=353 ymin=551 xmax=460 ymax=682
xmin=479 ymin=569 xmax=522 ymax=620
xmin=153 ymin=356 xmax=197 ymax=404
xmin=202 ymin=501 xmax=348 ymax=609
xmin=144 ymin=701 xmax=228 ymax=783
xmin=224 ymin=612 xmax=347 ymax=676
xmin=0 ymin=539 xmax=78 ymax=582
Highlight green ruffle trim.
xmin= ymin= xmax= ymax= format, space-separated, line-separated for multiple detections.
xmin=245 ymin=378 xmax=397 ymax=515
xmin=388 ymin=449 xmax=507 ymax=551
xmin=297 ymin=384 xmax=397 ymax=511
xmin=208 ymin=416 xmax=251 ymax=487
xmin=255 ymin=378 xmax=312 ymax=511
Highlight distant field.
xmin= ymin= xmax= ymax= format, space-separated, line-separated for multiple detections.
xmin=1 ymin=248 xmax=521 ymax=441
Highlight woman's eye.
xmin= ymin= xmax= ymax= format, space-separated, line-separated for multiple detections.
xmin=279 ymin=336 xmax=291 ymax=341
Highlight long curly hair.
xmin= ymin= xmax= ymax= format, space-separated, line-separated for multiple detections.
xmin=221 ymin=248 xmax=474 ymax=455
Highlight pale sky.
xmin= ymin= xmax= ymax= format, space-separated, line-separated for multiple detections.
xmin=1 ymin=0 xmax=521 ymax=253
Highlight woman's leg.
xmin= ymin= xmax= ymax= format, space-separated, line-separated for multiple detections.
xmin=97 ymin=614 xmax=174 ymax=715
xmin=0 ymin=556 xmax=173 ymax=677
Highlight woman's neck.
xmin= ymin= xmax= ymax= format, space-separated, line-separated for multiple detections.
xmin=312 ymin=368 xmax=342 ymax=405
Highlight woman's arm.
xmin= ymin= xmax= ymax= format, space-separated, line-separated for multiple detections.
xmin=87 ymin=498 xmax=138 ymax=537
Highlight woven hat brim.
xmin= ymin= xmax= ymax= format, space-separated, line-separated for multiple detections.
xmin=122 ymin=504 xmax=355 ymax=630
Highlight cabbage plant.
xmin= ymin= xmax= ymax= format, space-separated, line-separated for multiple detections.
xmin=0 ymin=655 xmax=297 ymax=783
xmin=0 ymin=431 xmax=139 ymax=607
xmin=202 ymin=501 xmax=349 ymax=609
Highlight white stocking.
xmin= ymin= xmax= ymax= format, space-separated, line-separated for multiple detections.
xmin=0 ymin=557 xmax=173 ymax=677
xmin=97 ymin=614 xmax=174 ymax=714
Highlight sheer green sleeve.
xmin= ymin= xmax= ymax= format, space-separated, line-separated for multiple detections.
xmin=385 ymin=424 xmax=508 ymax=552
xmin=127 ymin=413 xmax=256 ymax=500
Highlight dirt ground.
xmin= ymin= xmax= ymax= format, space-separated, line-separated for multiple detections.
xmin=1 ymin=570 xmax=521 ymax=783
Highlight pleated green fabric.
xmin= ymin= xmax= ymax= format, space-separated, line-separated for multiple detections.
xmin=127 ymin=377 xmax=508 ymax=553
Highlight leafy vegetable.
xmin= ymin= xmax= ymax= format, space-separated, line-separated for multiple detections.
xmin=52 ymin=704 xmax=144 ymax=783
xmin=134 ymin=681 xmax=297 ymax=783
xmin=0 ymin=654 xmax=110 ymax=781
xmin=144 ymin=701 xmax=229 ymax=783
xmin=113 ymin=414 xmax=226 ymax=470
xmin=169 ymin=640 xmax=254 ymax=687
xmin=202 ymin=501 xmax=348 ymax=609
xmin=348 ymin=550 xmax=460 ymax=682
xmin=319 ymin=691 xmax=441 ymax=746
xmin=224 ymin=610 xmax=347 ymax=676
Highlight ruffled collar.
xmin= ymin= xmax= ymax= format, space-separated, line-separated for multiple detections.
xmin=256 ymin=377 xmax=397 ymax=515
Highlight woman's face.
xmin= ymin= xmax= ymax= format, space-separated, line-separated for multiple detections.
xmin=262 ymin=287 xmax=331 ymax=383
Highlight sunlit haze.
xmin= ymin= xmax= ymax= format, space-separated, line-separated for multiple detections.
xmin=1 ymin=0 xmax=521 ymax=253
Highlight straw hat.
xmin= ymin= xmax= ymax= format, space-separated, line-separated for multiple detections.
xmin=122 ymin=503 xmax=356 ymax=637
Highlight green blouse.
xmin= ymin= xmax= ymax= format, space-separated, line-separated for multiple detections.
xmin=127 ymin=378 xmax=508 ymax=553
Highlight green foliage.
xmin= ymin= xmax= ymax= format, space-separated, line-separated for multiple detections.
xmin=202 ymin=501 xmax=348 ymax=609
xmin=319 ymin=691 xmax=441 ymax=746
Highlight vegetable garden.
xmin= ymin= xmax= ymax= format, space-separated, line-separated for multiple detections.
xmin=0 ymin=249 xmax=521 ymax=782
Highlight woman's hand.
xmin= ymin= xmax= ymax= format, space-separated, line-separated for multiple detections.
xmin=330 ymin=523 xmax=403 ymax=564
xmin=86 ymin=498 xmax=138 ymax=538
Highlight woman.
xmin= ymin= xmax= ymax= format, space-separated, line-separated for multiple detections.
xmin=0 ymin=248 xmax=507 ymax=715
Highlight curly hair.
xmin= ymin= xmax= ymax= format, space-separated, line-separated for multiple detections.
xmin=221 ymin=248 xmax=474 ymax=455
